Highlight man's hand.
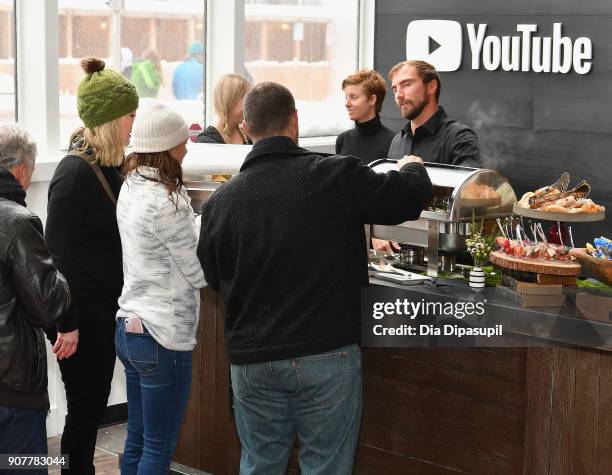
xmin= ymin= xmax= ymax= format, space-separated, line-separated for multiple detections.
xmin=53 ymin=329 xmax=79 ymax=360
xmin=397 ymin=155 xmax=424 ymax=169
xmin=372 ymin=238 xmax=400 ymax=253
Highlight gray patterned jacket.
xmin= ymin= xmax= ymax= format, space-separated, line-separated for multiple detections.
xmin=116 ymin=166 xmax=206 ymax=351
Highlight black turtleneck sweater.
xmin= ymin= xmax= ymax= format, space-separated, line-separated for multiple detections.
xmin=335 ymin=114 xmax=396 ymax=165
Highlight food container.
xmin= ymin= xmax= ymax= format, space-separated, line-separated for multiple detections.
xmin=369 ymin=161 xmax=517 ymax=277
xmin=184 ymin=178 xmax=222 ymax=213
xmin=399 ymin=245 xmax=424 ymax=266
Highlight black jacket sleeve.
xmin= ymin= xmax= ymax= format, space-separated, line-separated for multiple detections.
xmin=7 ymin=216 xmax=70 ymax=328
xmin=340 ymin=156 xmax=433 ymax=224
xmin=197 ymin=202 xmax=220 ymax=292
xmin=45 ymin=158 xmax=90 ymax=332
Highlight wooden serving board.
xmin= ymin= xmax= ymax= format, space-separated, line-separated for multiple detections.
xmin=513 ymin=203 xmax=605 ymax=222
xmin=490 ymin=251 xmax=581 ymax=275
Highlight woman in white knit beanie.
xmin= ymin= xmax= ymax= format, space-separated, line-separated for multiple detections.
xmin=115 ymin=103 xmax=206 ymax=474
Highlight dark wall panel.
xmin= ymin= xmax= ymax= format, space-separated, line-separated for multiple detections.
xmin=376 ymin=1 xmax=612 ymax=242
xmin=533 ymin=73 xmax=612 ymax=134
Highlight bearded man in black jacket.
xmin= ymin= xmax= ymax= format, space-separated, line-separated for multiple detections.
xmin=198 ymin=82 xmax=433 ymax=474
xmin=0 ymin=124 xmax=70 ymax=466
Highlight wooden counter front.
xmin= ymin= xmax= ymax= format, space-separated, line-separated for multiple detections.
xmin=174 ymin=287 xmax=612 ymax=474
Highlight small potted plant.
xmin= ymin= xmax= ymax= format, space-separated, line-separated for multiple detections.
xmin=465 ymin=211 xmax=496 ymax=289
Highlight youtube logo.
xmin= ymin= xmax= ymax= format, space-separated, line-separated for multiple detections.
xmin=406 ymin=20 xmax=463 ymax=72
xmin=405 ymin=20 xmax=593 ymax=75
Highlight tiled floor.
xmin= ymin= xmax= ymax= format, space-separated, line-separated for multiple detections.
xmin=47 ymin=424 xmax=209 ymax=475
xmin=48 ymin=434 xmax=119 ymax=475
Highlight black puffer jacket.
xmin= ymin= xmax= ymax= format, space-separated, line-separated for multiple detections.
xmin=0 ymin=168 xmax=70 ymax=409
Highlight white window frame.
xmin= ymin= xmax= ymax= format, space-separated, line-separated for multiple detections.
xmin=205 ymin=0 xmax=245 ymax=125
xmin=16 ymin=0 xmax=61 ymax=164
xmin=359 ymin=0 xmax=375 ymax=70
xmin=15 ymin=0 xmax=375 ymax=180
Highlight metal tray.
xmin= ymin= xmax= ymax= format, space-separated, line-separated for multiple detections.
xmin=368 ymin=269 xmax=432 ymax=285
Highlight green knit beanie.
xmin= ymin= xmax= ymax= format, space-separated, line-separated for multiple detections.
xmin=77 ymin=57 xmax=139 ymax=129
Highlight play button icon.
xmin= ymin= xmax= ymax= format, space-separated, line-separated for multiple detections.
xmin=406 ymin=20 xmax=463 ymax=72
xmin=429 ymin=36 xmax=442 ymax=55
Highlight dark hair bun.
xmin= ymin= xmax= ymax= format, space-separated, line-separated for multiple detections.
xmin=81 ymin=57 xmax=105 ymax=74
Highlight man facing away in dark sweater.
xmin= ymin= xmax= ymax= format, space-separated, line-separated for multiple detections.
xmin=198 ymin=82 xmax=433 ymax=474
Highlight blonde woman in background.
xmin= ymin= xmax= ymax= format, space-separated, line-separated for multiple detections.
xmin=196 ymin=73 xmax=252 ymax=144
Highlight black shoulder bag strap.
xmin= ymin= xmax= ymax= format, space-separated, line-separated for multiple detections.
xmin=71 ymin=151 xmax=118 ymax=207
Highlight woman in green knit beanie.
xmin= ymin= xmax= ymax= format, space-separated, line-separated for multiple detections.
xmin=45 ymin=57 xmax=139 ymax=474
xmin=71 ymin=57 xmax=140 ymax=165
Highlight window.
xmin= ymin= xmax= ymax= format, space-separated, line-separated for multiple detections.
xmin=0 ymin=0 xmax=16 ymax=122
xmin=244 ymin=0 xmax=358 ymax=137
xmin=58 ymin=0 xmax=205 ymax=146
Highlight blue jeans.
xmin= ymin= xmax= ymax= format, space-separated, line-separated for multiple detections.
xmin=231 ymin=344 xmax=363 ymax=475
xmin=114 ymin=318 xmax=192 ymax=475
xmin=0 ymin=407 xmax=47 ymax=475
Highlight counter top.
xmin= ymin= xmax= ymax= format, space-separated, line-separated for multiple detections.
xmin=369 ymin=277 xmax=612 ymax=351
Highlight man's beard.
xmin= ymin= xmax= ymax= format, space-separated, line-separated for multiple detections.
xmin=400 ymin=95 xmax=428 ymax=120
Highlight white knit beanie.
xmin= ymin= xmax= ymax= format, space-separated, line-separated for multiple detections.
xmin=131 ymin=103 xmax=189 ymax=153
